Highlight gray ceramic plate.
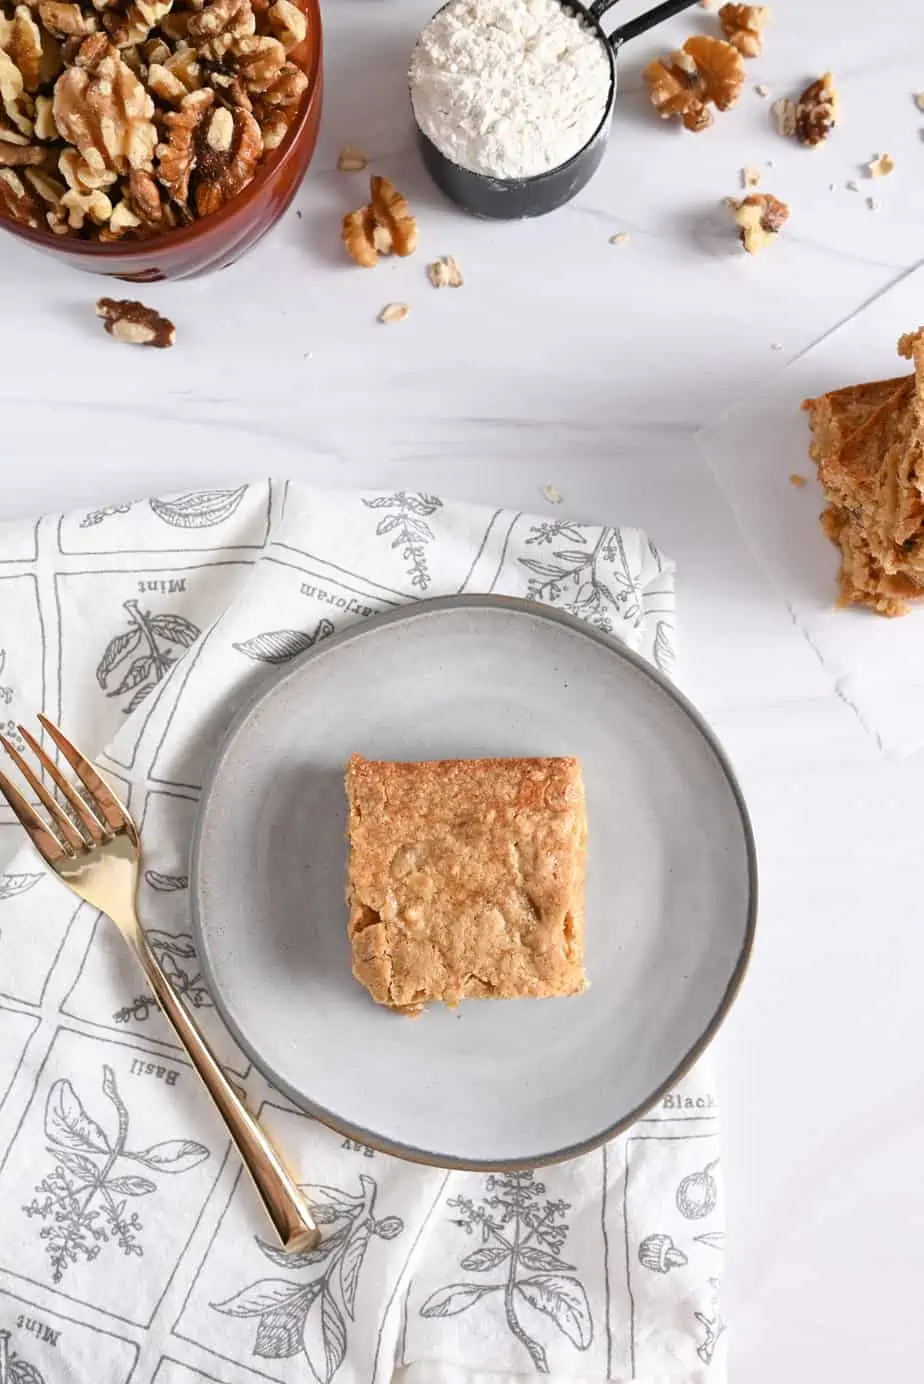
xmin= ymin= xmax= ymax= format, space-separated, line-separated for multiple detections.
xmin=191 ymin=596 xmax=756 ymax=1169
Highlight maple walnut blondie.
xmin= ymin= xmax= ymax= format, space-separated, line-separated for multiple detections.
xmin=345 ymin=754 xmax=587 ymax=1014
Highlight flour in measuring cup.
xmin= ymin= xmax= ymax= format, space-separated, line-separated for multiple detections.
xmin=409 ymin=0 xmax=612 ymax=181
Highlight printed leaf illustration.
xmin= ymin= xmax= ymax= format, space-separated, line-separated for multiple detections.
xmin=302 ymin=1290 xmax=347 ymax=1384
xmin=255 ymin=1298 xmax=314 ymax=1359
xmin=233 ymin=619 xmax=335 ymax=665
xmin=520 ymin=522 xmax=646 ymax=636
xmin=97 ymin=600 xmax=200 ymax=715
xmin=338 ymin=1220 xmax=371 ymax=1319
xmin=422 ymin=1170 xmax=592 ymax=1371
xmin=55 ymin=1149 xmax=103 ymax=1181
xmin=213 ymin=1173 xmax=402 ymax=1378
xmin=95 ymin=629 xmax=142 ymax=688
xmin=149 ymin=486 xmax=247 ymax=529
xmin=518 ymin=1245 xmax=576 ymax=1273
xmin=11 ymin=1361 xmax=45 ymax=1384
xmin=25 ymin=1064 xmax=210 ymax=1282
xmin=255 ymin=1227 xmax=349 ymax=1271
xmin=0 ymin=873 xmax=43 ymax=900
xmin=144 ymin=870 xmax=189 ymax=892
xmin=45 ymin=1079 xmax=110 ymax=1153
xmin=128 ymin=1139 xmax=210 ymax=1174
xmin=460 ymin=1245 xmax=510 ymax=1272
xmin=362 ymin=492 xmax=443 ymax=590
xmin=213 ymin=1279 xmax=313 ymax=1317
xmin=693 ymin=1231 xmax=726 ymax=1250
xmin=106 ymin=1174 xmax=157 ymax=1196
xmin=102 ymin=1064 xmax=129 ymax=1148
xmin=517 ymin=1275 xmax=592 ymax=1350
xmin=653 ymin=621 xmax=676 ymax=678
xmin=420 ymin=1282 xmax=500 ymax=1318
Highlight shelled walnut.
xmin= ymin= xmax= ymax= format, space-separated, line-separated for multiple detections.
xmin=0 ymin=0 xmax=312 ymax=240
xmin=643 ymin=36 xmax=744 ymax=132
xmin=718 ymin=4 xmax=769 ymax=58
xmin=773 ymin=73 xmax=839 ymax=147
xmin=342 ymin=174 xmax=417 ymax=267
xmin=725 ymin=192 xmax=789 ymax=253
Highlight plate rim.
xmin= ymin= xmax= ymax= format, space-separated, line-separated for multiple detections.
xmin=190 ymin=594 xmax=758 ymax=1170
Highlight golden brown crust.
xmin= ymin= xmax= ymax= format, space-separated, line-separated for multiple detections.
xmin=803 ymin=331 xmax=924 ymax=615
xmin=345 ymin=755 xmax=586 ymax=1014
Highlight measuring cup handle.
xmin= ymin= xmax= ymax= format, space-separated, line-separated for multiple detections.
xmin=589 ymin=0 xmax=699 ymax=50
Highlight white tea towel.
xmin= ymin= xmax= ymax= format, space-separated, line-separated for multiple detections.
xmin=0 ymin=481 xmax=725 ymax=1384
xmin=698 ymin=264 xmax=924 ymax=757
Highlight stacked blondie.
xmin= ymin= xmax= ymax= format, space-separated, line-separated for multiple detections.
xmin=803 ymin=328 xmax=924 ymax=616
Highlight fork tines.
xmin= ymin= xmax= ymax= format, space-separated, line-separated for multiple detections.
xmin=0 ymin=714 xmax=131 ymax=863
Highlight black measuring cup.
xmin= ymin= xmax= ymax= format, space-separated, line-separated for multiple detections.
xmin=413 ymin=0 xmax=699 ymax=219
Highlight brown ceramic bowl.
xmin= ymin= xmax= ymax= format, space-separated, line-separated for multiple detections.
xmin=0 ymin=0 xmax=322 ymax=281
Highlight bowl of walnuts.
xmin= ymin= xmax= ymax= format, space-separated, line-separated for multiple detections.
xmin=0 ymin=0 xmax=322 ymax=280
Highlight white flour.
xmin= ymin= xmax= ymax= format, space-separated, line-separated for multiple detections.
xmin=409 ymin=0 xmax=612 ymax=180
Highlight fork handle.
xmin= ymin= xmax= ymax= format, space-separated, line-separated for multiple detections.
xmin=137 ymin=932 xmax=320 ymax=1253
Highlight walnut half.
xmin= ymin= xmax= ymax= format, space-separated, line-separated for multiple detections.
xmin=718 ymin=4 xmax=770 ymax=58
xmin=643 ymin=36 xmax=744 ymax=132
xmin=96 ymin=296 xmax=175 ymax=346
xmin=341 ymin=174 xmax=417 ymax=267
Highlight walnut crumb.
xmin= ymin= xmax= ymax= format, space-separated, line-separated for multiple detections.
xmin=378 ymin=302 xmax=409 ymax=325
xmin=609 ymin=231 xmax=630 ymax=245
xmin=427 ymin=254 xmax=463 ymax=287
xmin=718 ymin=5 xmax=770 ymax=59
xmin=846 ymin=179 xmax=859 ymax=191
xmin=338 ymin=143 xmax=367 ymax=172
xmin=771 ymin=342 xmax=783 ymax=351
xmin=867 ymin=196 xmax=881 ymax=211
xmin=789 ymin=473 xmax=808 ymax=487
xmin=754 ymin=83 xmax=770 ymax=98
xmin=541 ymin=483 xmax=563 ymax=505
xmin=726 ymin=192 xmax=790 ymax=252
xmin=741 ymin=165 xmax=761 ymax=188
xmin=95 ymin=297 xmax=175 ymax=347
xmin=865 ymin=152 xmax=894 ymax=178
xmin=914 ymin=92 xmax=924 ymax=112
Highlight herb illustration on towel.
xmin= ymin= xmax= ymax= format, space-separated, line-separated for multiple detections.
xmin=420 ymin=1170 xmax=593 ymax=1372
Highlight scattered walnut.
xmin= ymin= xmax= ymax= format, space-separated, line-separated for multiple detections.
xmin=643 ymin=36 xmax=743 ymax=131
xmin=718 ymin=4 xmax=769 ymax=58
xmin=427 ymin=254 xmax=463 ymax=287
xmin=53 ymin=37 xmax=157 ymax=176
xmin=777 ymin=72 xmax=838 ymax=146
xmin=866 ymin=196 xmax=881 ymax=212
xmin=188 ymin=0 xmax=255 ymax=61
xmin=96 ymin=296 xmax=176 ymax=347
xmin=267 ymin=0 xmax=306 ymax=52
xmin=915 ymin=92 xmax=924 ymax=112
xmin=741 ymin=165 xmax=761 ymax=188
xmin=789 ymin=473 xmax=808 ymax=488
xmin=726 ymin=191 xmax=790 ymax=253
xmin=754 ymin=82 xmax=770 ymax=97
xmin=337 ymin=142 xmax=366 ymax=172
xmin=342 ymin=174 xmax=417 ymax=266
xmin=865 ymin=152 xmax=894 ymax=178
xmin=378 ymin=302 xmax=409 ymax=325
xmin=541 ymin=483 xmax=563 ymax=504
xmin=609 ymin=230 xmax=630 ymax=245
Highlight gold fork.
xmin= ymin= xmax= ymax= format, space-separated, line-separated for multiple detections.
xmin=0 ymin=714 xmax=319 ymax=1253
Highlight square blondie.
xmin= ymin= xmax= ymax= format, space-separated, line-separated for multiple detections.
xmin=345 ymin=754 xmax=587 ymax=1014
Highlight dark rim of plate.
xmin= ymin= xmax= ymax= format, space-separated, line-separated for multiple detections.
xmin=190 ymin=594 xmax=758 ymax=1171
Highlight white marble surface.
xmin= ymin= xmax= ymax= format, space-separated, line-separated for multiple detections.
xmin=2 ymin=0 xmax=924 ymax=1377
